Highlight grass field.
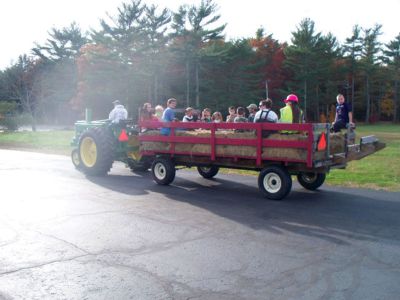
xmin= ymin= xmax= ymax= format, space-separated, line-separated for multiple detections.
xmin=0 ymin=130 xmax=74 ymax=155
xmin=0 ymin=124 xmax=399 ymax=191
xmin=326 ymin=124 xmax=400 ymax=191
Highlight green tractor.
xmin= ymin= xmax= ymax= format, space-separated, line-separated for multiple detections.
xmin=71 ymin=119 xmax=151 ymax=175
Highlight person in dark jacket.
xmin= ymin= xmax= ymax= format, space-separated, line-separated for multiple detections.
xmin=332 ymin=93 xmax=354 ymax=132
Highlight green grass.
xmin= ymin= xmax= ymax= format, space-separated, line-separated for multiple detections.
xmin=326 ymin=124 xmax=400 ymax=191
xmin=0 ymin=130 xmax=74 ymax=155
xmin=0 ymin=124 xmax=399 ymax=191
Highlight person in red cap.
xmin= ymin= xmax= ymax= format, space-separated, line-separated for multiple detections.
xmin=279 ymin=94 xmax=304 ymax=133
xmin=279 ymin=94 xmax=304 ymax=124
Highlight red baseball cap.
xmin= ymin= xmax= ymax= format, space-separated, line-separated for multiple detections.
xmin=284 ymin=94 xmax=299 ymax=103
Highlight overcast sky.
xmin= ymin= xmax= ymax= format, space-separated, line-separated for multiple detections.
xmin=1 ymin=0 xmax=399 ymax=69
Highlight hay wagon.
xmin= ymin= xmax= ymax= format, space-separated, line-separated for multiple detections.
xmin=138 ymin=121 xmax=385 ymax=200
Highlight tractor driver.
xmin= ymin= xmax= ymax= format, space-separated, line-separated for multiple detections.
xmin=109 ymin=100 xmax=128 ymax=124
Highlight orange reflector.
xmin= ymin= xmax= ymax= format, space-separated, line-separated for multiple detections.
xmin=118 ymin=129 xmax=129 ymax=142
xmin=317 ymin=132 xmax=327 ymax=151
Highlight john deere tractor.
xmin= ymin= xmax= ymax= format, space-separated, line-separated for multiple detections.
xmin=71 ymin=118 xmax=151 ymax=175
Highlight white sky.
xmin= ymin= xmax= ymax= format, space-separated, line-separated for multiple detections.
xmin=1 ymin=0 xmax=399 ymax=69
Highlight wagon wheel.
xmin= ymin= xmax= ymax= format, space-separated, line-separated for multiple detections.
xmin=197 ymin=166 xmax=219 ymax=179
xmin=297 ymin=172 xmax=326 ymax=190
xmin=151 ymin=158 xmax=176 ymax=185
xmin=128 ymin=158 xmax=152 ymax=172
xmin=78 ymin=127 xmax=115 ymax=176
xmin=258 ymin=165 xmax=292 ymax=200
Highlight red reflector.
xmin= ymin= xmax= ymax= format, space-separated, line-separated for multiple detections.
xmin=317 ymin=132 xmax=327 ymax=151
xmin=118 ymin=129 xmax=129 ymax=142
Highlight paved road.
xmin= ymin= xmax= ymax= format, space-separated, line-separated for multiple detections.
xmin=0 ymin=149 xmax=399 ymax=300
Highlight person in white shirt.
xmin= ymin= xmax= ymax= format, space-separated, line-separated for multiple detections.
xmin=109 ymin=100 xmax=128 ymax=124
xmin=182 ymin=107 xmax=195 ymax=122
xmin=253 ymin=98 xmax=278 ymax=123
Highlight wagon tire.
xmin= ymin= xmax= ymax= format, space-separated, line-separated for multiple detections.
xmin=297 ymin=172 xmax=326 ymax=190
xmin=197 ymin=166 xmax=219 ymax=179
xmin=258 ymin=165 xmax=292 ymax=200
xmin=151 ymin=158 xmax=175 ymax=185
xmin=128 ymin=159 xmax=151 ymax=172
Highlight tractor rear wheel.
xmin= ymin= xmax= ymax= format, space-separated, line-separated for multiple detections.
xmin=78 ymin=127 xmax=115 ymax=176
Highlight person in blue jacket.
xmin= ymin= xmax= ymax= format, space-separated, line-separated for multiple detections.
xmin=160 ymin=98 xmax=177 ymax=135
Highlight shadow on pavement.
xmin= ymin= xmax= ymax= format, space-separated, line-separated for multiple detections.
xmin=87 ymin=168 xmax=400 ymax=247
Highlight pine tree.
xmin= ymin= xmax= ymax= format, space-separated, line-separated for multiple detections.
xmin=383 ymin=33 xmax=400 ymax=122
xmin=343 ymin=25 xmax=363 ymax=116
xmin=141 ymin=4 xmax=171 ymax=102
xmin=359 ymin=24 xmax=383 ymax=123
xmin=32 ymin=22 xmax=88 ymax=62
xmin=284 ymin=18 xmax=338 ymax=120
xmin=170 ymin=0 xmax=226 ymax=107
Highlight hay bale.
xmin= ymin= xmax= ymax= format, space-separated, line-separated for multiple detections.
xmin=223 ymin=130 xmax=256 ymax=139
xmin=263 ymin=148 xmax=307 ymax=160
xmin=140 ymin=129 xmax=161 ymax=136
xmin=268 ymin=133 xmax=307 ymax=141
xmin=259 ymin=133 xmax=308 ymax=160
xmin=139 ymin=130 xmax=167 ymax=151
xmin=329 ymin=132 xmax=346 ymax=154
xmin=140 ymin=142 xmax=169 ymax=151
xmin=177 ymin=129 xmax=225 ymax=138
xmin=175 ymin=143 xmax=194 ymax=152
xmin=192 ymin=144 xmax=211 ymax=154
xmin=218 ymin=145 xmax=256 ymax=157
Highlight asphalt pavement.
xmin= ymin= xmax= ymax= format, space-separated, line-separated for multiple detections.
xmin=0 ymin=149 xmax=399 ymax=300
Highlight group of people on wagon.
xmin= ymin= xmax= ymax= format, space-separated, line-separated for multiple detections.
xmin=114 ymin=92 xmax=354 ymax=135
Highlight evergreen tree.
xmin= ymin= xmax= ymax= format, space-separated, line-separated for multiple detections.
xmin=141 ymin=4 xmax=171 ymax=102
xmin=88 ymin=0 xmax=148 ymax=117
xmin=343 ymin=25 xmax=363 ymax=116
xmin=30 ymin=22 xmax=88 ymax=123
xmin=383 ymin=33 xmax=400 ymax=122
xmin=359 ymin=24 xmax=383 ymax=123
xmin=200 ymin=39 xmax=262 ymax=112
xmin=32 ymin=22 xmax=88 ymax=62
xmin=3 ymin=55 xmax=46 ymax=130
xmin=170 ymin=0 xmax=226 ymax=107
xmin=284 ymin=18 xmax=338 ymax=120
xmin=249 ymin=28 xmax=288 ymax=104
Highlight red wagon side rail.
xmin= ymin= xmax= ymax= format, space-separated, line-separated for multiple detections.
xmin=138 ymin=121 xmax=316 ymax=168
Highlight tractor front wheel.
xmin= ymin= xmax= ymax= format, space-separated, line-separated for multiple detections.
xmin=71 ymin=149 xmax=81 ymax=170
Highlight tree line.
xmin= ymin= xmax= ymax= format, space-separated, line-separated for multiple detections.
xmin=0 ymin=0 xmax=399 ymax=131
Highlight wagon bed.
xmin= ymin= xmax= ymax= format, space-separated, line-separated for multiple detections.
xmin=137 ymin=121 xmax=385 ymax=200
